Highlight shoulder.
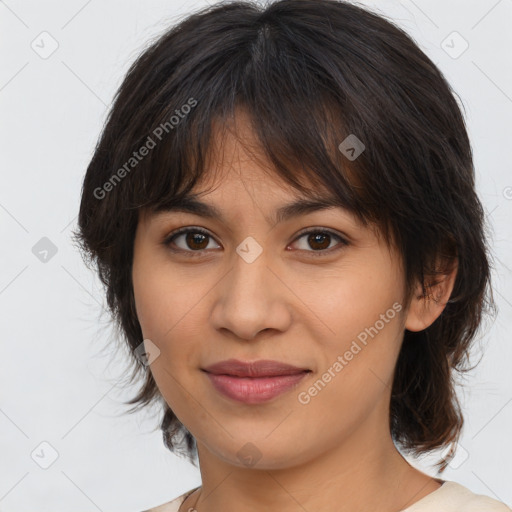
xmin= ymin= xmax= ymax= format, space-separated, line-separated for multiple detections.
xmin=141 ymin=487 xmax=200 ymax=512
xmin=460 ymin=488 xmax=512 ymax=511
xmin=432 ymin=481 xmax=512 ymax=512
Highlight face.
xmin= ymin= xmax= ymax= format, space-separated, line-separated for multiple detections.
xmin=132 ymin=113 xmax=411 ymax=470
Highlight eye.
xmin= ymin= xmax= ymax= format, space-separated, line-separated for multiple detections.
xmin=290 ymin=228 xmax=348 ymax=256
xmin=163 ymin=227 xmax=220 ymax=256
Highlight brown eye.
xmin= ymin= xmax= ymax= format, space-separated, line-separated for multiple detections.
xmin=291 ymin=229 xmax=348 ymax=256
xmin=306 ymin=233 xmax=331 ymax=250
xmin=184 ymin=232 xmax=209 ymax=250
xmin=164 ymin=227 xmax=220 ymax=254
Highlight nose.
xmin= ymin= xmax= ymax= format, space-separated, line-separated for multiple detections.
xmin=209 ymin=242 xmax=293 ymax=341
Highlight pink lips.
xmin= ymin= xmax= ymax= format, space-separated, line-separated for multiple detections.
xmin=202 ymin=359 xmax=310 ymax=404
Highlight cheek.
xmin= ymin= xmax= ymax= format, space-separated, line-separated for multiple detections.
xmin=298 ymin=259 xmax=405 ymax=408
xmin=296 ymin=312 xmax=404 ymax=445
xmin=310 ymin=261 xmax=404 ymax=346
xmin=132 ymin=261 xmax=204 ymax=424
xmin=132 ymin=254 xmax=206 ymax=376
xmin=132 ymin=253 xmax=184 ymax=339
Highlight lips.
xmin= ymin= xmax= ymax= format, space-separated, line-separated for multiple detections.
xmin=202 ymin=359 xmax=311 ymax=404
xmin=202 ymin=359 xmax=310 ymax=377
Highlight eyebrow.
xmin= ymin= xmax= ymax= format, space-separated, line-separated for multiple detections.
xmin=152 ymin=195 xmax=345 ymax=226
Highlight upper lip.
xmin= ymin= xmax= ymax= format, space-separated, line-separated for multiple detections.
xmin=202 ymin=359 xmax=310 ymax=377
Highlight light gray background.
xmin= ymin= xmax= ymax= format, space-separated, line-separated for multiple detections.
xmin=1 ymin=0 xmax=511 ymax=510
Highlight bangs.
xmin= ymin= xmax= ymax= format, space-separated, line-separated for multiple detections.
xmin=138 ymin=100 xmax=373 ymax=228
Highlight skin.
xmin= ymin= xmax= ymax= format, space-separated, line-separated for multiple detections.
xmin=132 ymin=111 xmax=457 ymax=512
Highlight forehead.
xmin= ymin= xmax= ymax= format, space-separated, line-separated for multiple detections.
xmin=144 ymin=111 xmax=346 ymax=224
xmin=138 ymin=107 xmax=379 ymax=239
xmin=146 ymin=191 xmax=349 ymax=229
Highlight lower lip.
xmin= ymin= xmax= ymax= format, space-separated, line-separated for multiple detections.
xmin=204 ymin=371 xmax=309 ymax=404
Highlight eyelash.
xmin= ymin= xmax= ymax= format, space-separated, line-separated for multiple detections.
xmin=162 ymin=226 xmax=349 ymax=258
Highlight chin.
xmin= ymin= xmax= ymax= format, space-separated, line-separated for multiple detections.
xmin=202 ymin=435 xmax=314 ymax=470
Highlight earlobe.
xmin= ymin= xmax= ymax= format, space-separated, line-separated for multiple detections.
xmin=405 ymin=260 xmax=458 ymax=332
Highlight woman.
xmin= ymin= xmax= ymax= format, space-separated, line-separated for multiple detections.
xmin=74 ymin=1 xmax=510 ymax=510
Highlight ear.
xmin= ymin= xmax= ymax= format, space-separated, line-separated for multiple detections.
xmin=405 ymin=258 xmax=458 ymax=332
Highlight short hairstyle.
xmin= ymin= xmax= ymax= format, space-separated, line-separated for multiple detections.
xmin=73 ymin=0 xmax=494 ymax=470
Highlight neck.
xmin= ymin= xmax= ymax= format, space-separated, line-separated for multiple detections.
xmin=187 ymin=407 xmax=441 ymax=512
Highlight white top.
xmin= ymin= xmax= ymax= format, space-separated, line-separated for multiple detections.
xmin=142 ymin=481 xmax=512 ymax=512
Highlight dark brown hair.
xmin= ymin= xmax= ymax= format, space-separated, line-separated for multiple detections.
xmin=73 ymin=0 xmax=494 ymax=470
